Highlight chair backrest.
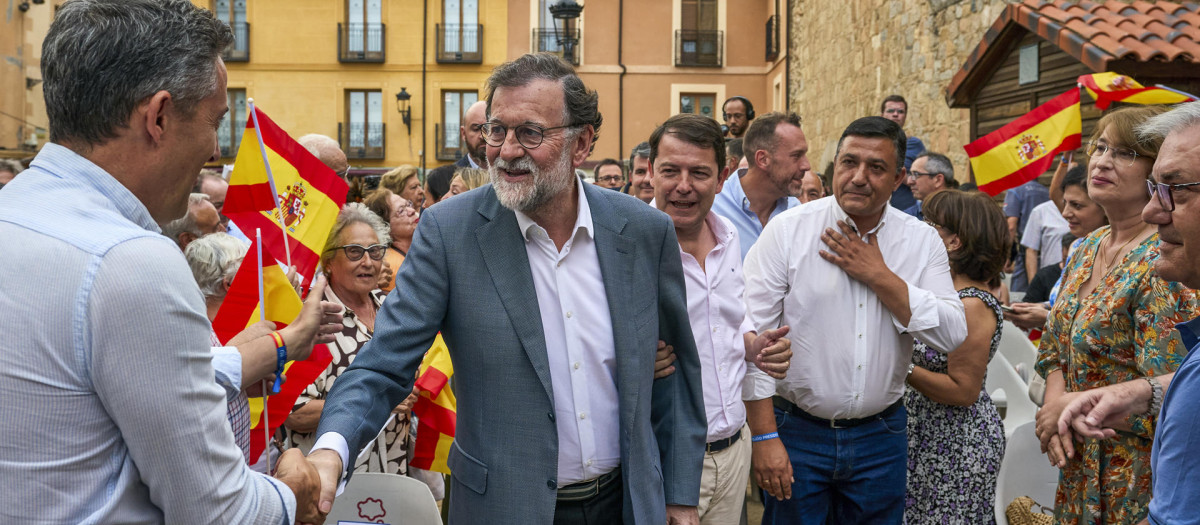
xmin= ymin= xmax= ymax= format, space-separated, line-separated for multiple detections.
xmin=998 ymin=320 xmax=1038 ymax=378
xmin=994 ymin=420 xmax=1060 ymax=525
xmin=985 ymin=352 xmax=1039 ymax=437
xmin=326 ymin=472 xmax=442 ymax=525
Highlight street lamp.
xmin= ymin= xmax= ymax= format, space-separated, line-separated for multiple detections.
xmin=549 ymin=1 xmax=583 ymax=65
xmin=395 ymin=87 xmax=412 ymax=136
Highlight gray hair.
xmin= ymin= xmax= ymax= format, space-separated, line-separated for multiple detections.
xmin=629 ymin=141 xmax=651 ymax=161
xmin=161 ymin=193 xmax=211 ymax=241
xmin=41 ymin=0 xmax=233 ymax=147
xmin=185 ymin=232 xmax=248 ymax=299
xmin=485 ymin=53 xmax=602 ymax=147
xmin=0 ymin=159 xmax=23 ymax=175
xmin=916 ymin=152 xmax=954 ymax=179
xmin=1137 ymin=102 xmax=1200 ymax=143
xmin=319 ymin=202 xmax=391 ymax=273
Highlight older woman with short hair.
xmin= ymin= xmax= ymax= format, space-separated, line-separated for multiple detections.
xmin=281 ymin=203 xmax=416 ymax=474
xmin=380 ymin=164 xmax=423 ymax=210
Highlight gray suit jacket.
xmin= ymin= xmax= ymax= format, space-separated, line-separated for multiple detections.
xmin=316 ymin=182 xmax=706 ymax=524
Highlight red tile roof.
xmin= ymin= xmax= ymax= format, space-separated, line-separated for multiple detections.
xmin=945 ymin=0 xmax=1200 ymax=106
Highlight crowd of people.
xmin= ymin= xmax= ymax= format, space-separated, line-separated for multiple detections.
xmin=7 ymin=1 xmax=1200 ymax=525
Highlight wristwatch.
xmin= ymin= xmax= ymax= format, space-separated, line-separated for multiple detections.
xmin=1145 ymin=376 xmax=1164 ymax=417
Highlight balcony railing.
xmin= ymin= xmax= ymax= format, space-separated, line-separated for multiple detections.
xmin=338 ymin=23 xmax=386 ymax=63
xmin=434 ymin=123 xmax=465 ymax=162
xmin=765 ymin=15 xmax=779 ymax=61
xmin=436 ymin=24 xmax=483 ymax=63
xmin=224 ymin=21 xmax=250 ymax=62
xmin=675 ymin=29 xmax=723 ymax=67
xmin=339 ymin=122 xmax=386 ymax=159
xmin=533 ymin=28 xmax=580 ymax=65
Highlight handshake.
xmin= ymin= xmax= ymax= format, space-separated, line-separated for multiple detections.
xmin=272 ymin=448 xmax=346 ymax=525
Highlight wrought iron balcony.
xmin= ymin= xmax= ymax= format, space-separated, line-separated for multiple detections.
xmin=765 ymin=15 xmax=779 ymax=61
xmin=675 ymin=29 xmax=723 ymax=67
xmin=533 ymin=28 xmax=580 ymax=66
xmin=224 ymin=21 xmax=250 ymax=62
xmin=436 ymin=24 xmax=483 ymax=63
xmin=338 ymin=23 xmax=386 ymax=63
xmin=339 ymin=122 xmax=386 ymax=159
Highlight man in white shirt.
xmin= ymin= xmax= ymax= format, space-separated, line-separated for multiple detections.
xmin=742 ymin=116 xmax=968 ymax=524
xmin=650 ymin=113 xmax=793 ymax=523
xmin=1021 ymin=199 xmax=1071 ymax=280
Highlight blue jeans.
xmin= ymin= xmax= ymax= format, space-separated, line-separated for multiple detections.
xmin=762 ymin=404 xmax=908 ymax=525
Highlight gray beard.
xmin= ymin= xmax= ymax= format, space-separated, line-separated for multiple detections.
xmin=489 ymin=148 xmax=574 ymax=213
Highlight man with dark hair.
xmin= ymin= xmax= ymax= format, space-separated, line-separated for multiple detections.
xmin=903 ymin=151 xmax=957 ymax=219
xmin=456 ymin=100 xmax=488 ymax=168
xmin=711 ymin=112 xmax=808 ymax=259
xmin=880 ymin=94 xmax=926 ymax=211
xmin=0 ymin=0 xmax=324 ymax=522
xmin=592 ymin=157 xmax=625 ymax=190
xmin=725 ymin=137 xmax=744 ymax=174
xmin=625 ymin=140 xmax=654 ymax=203
xmin=650 ymin=113 xmax=793 ymax=524
xmin=309 ymin=52 xmax=706 ymax=525
xmin=742 ymin=116 xmax=966 ymax=524
xmin=722 ymin=96 xmax=755 ymax=138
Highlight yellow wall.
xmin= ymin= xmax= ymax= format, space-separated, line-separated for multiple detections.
xmin=1 ymin=1 xmax=58 ymax=158
xmin=199 ymin=0 xmax=506 ymax=170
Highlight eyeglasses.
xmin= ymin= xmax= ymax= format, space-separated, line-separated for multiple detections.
xmin=326 ymin=243 xmax=386 ymax=261
xmin=596 ymin=175 xmax=623 ymax=184
xmin=392 ymin=201 xmax=416 ymax=218
xmin=907 ymin=170 xmax=939 ymax=180
xmin=480 ymin=122 xmax=577 ymax=149
xmin=1086 ymin=141 xmax=1145 ymax=168
xmin=336 ymin=166 xmax=351 ymax=179
xmin=1147 ymin=178 xmax=1200 ymax=212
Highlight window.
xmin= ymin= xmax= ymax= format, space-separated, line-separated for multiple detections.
xmin=438 ymin=90 xmax=479 ymax=160
xmin=340 ymin=0 xmax=384 ymax=62
xmin=218 ymin=89 xmax=247 ymax=158
xmin=213 ymin=0 xmax=249 ymax=61
xmin=438 ymin=0 xmax=481 ymax=63
xmin=679 ymin=93 xmax=716 ymax=119
xmin=676 ymin=0 xmax=722 ymax=67
xmin=342 ymin=90 xmax=385 ymax=159
xmin=533 ymin=0 xmax=579 ymax=65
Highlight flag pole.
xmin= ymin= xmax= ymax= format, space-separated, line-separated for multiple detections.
xmin=247 ymin=98 xmax=293 ymax=269
xmin=256 ymin=228 xmax=272 ymax=473
xmin=1154 ymin=84 xmax=1199 ymax=101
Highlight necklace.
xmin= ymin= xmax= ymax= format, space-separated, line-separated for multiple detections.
xmin=1100 ymin=224 xmax=1150 ymax=273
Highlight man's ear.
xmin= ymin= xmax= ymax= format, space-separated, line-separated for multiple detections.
xmin=141 ymin=90 xmax=174 ymax=146
xmin=570 ymin=125 xmax=596 ymax=167
xmin=177 ymin=231 xmax=196 ymax=250
xmin=715 ymin=165 xmax=730 ymax=195
xmin=753 ymin=149 xmax=770 ymax=170
xmin=892 ymin=167 xmax=907 ymax=191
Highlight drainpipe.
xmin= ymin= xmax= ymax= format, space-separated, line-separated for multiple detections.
xmin=784 ymin=0 xmax=791 ymax=112
xmin=421 ymin=0 xmax=428 ymax=174
xmin=618 ymin=0 xmax=626 ymax=157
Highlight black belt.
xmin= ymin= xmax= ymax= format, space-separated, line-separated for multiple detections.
xmin=557 ymin=467 xmax=621 ymax=502
xmin=773 ymin=396 xmax=903 ymax=429
xmin=705 ymin=429 xmax=742 ymax=454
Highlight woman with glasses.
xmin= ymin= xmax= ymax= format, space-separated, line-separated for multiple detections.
xmin=1033 ymin=106 xmax=1199 ymax=525
xmin=363 ymin=188 xmax=419 ymax=294
xmin=280 ymin=203 xmax=417 ymax=475
xmin=903 ymin=190 xmax=1009 ymax=524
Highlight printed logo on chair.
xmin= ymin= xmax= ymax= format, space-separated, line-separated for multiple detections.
xmin=335 ymin=496 xmax=390 ymax=525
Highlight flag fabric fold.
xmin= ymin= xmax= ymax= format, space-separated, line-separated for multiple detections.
xmin=1079 ymin=72 xmax=1195 ymax=110
xmin=965 ymin=89 xmax=1082 ymax=196
xmin=411 ymin=334 xmax=457 ymax=475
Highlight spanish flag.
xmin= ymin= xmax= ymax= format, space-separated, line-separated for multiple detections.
xmin=211 ymin=240 xmax=333 ymax=466
xmin=1079 ymin=72 xmax=1195 ymax=110
xmin=965 ymin=89 xmax=1082 ymax=196
xmin=224 ymin=105 xmax=349 ymax=284
xmin=411 ymin=335 xmax=456 ymax=475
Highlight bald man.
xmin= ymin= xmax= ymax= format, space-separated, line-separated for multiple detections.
xmin=298 ymin=134 xmax=350 ymax=180
xmin=456 ymin=100 xmax=488 ymax=168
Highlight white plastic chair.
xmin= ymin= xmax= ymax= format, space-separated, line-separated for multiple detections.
xmin=994 ymin=421 xmax=1060 ymax=525
xmin=326 ymin=472 xmax=442 ymax=525
xmin=998 ymin=320 xmax=1039 ymax=379
xmin=985 ymin=352 xmax=1038 ymax=437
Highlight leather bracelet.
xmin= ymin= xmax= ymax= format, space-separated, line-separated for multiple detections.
xmin=1145 ymin=376 xmax=1163 ymax=417
xmin=269 ymin=331 xmax=287 ymax=394
xmin=751 ymin=432 xmax=779 ymax=443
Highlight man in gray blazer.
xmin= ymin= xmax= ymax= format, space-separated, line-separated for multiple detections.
xmin=308 ymin=53 xmax=706 ymax=525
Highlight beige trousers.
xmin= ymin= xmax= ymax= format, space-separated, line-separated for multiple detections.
xmin=697 ymin=424 xmax=752 ymax=525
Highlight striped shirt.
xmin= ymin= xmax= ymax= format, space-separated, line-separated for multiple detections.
xmin=0 ymin=143 xmax=294 ymax=524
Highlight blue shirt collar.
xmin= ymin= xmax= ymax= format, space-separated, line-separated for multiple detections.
xmin=1177 ymin=317 xmax=1200 ymax=350
xmin=28 ymin=142 xmax=162 ymax=234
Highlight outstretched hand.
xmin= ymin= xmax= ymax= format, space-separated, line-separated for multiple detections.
xmin=275 ymin=448 xmax=325 ymax=525
xmin=306 ymin=448 xmax=344 ymax=523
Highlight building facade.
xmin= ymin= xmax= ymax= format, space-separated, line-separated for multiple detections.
xmin=1 ymin=0 xmax=59 ymax=162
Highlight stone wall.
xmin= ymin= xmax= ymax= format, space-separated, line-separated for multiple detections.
xmin=788 ymin=0 xmax=1016 ymax=181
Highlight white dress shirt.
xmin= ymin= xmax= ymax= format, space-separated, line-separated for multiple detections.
xmin=679 ymin=213 xmax=757 ymax=442
xmin=743 ymin=196 xmax=967 ymax=419
xmin=514 ymin=177 xmax=620 ymax=486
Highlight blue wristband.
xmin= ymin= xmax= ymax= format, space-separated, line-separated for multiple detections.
xmin=269 ymin=332 xmax=287 ymax=394
xmin=751 ymin=432 xmax=779 ymax=443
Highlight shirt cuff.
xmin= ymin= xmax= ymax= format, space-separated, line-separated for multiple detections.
xmin=891 ymin=280 xmax=938 ymax=333
xmin=312 ymin=432 xmax=352 ymax=496
xmin=210 ymin=346 xmax=243 ymax=396
xmin=741 ymin=364 xmax=776 ymax=401
xmin=261 ymin=473 xmax=298 ymax=525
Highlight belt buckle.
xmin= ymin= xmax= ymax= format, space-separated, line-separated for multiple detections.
xmin=828 ymin=418 xmax=842 ymax=429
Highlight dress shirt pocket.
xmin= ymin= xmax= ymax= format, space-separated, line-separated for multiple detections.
xmin=447 ymin=440 xmax=488 ymax=495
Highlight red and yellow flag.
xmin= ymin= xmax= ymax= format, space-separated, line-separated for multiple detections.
xmin=1079 ymin=72 xmax=1194 ymax=110
xmin=965 ymin=89 xmax=1082 ymax=196
xmin=224 ymin=106 xmax=349 ymax=284
xmin=411 ymin=335 xmax=456 ymax=475
xmin=211 ymin=240 xmax=334 ymax=466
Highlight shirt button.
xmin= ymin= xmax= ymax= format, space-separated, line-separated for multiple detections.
xmin=859 ymin=303 xmax=864 ymax=308
xmin=857 ymin=365 xmax=863 ymax=370
xmin=586 ymin=459 xmax=594 ymax=467
xmin=548 ymin=412 xmax=555 ymax=422
xmin=547 ymin=479 xmax=556 ymax=489
xmin=573 ymin=362 xmax=581 ymax=370
xmin=566 ymin=311 xmax=573 ymax=319
xmin=579 ymin=412 xmax=587 ymax=420
xmin=854 ymin=393 xmax=860 ymax=399
xmin=712 ymin=327 xmax=719 ymax=333
xmin=556 ymin=261 xmax=562 ymax=268
xmin=858 ymin=334 xmax=863 ymax=339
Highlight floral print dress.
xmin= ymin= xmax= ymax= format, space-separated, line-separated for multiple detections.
xmin=1035 ymin=226 xmax=1198 ymax=525
xmin=904 ymin=287 xmax=1006 ymax=525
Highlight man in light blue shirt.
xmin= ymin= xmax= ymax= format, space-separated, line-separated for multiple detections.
xmin=0 ymin=1 xmax=320 ymax=522
xmin=711 ymin=112 xmax=809 ymax=260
